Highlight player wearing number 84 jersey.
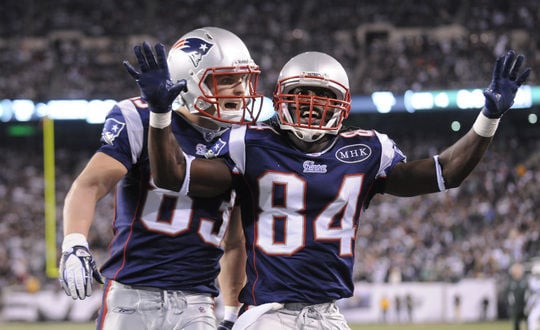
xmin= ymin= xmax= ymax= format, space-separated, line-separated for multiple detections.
xmin=209 ymin=122 xmax=404 ymax=305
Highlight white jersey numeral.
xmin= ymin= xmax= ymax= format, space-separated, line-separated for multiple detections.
xmin=257 ymin=173 xmax=306 ymax=254
xmin=256 ymin=172 xmax=362 ymax=256
xmin=314 ymin=174 xmax=363 ymax=256
xmin=140 ymin=190 xmax=231 ymax=247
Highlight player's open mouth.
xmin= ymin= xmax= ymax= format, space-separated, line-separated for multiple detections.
xmin=223 ymin=101 xmax=241 ymax=110
xmin=300 ymin=108 xmax=322 ymax=125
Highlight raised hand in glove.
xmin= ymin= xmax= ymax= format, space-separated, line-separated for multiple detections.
xmin=59 ymin=233 xmax=104 ymax=300
xmin=217 ymin=320 xmax=235 ymax=330
xmin=483 ymin=50 xmax=530 ymax=118
xmin=123 ymin=42 xmax=187 ymax=113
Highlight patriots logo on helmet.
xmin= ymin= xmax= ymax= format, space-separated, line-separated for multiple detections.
xmin=172 ymin=37 xmax=213 ymax=68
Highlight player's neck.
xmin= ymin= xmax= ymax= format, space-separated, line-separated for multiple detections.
xmin=176 ymin=107 xmax=221 ymax=130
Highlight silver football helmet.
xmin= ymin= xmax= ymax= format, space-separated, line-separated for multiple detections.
xmin=274 ymin=51 xmax=351 ymax=142
xmin=167 ymin=26 xmax=263 ymax=125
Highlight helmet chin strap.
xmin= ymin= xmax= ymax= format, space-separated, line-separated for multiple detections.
xmin=285 ymin=129 xmax=338 ymax=154
xmin=292 ymin=128 xmax=326 ymax=143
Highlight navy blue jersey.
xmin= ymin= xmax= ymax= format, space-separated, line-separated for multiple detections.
xmin=98 ymin=97 xmax=234 ymax=295
xmin=208 ymin=123 xmax=406 ymax=304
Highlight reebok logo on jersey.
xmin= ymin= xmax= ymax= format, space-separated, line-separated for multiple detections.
xmin=303 ymin=160 xmax=327 ymax=173
xmin=101 ymin=118 xmax=125 ymax=145
xmin=335 ymin=144 xmax=371 ymax=163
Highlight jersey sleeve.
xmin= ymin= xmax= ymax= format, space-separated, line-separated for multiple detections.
xmin=97 ymin=99 xmax=145 ymax=170
xmin=206 ymin=125 xmax=246 ymax=173
xmin=205 ymin=125 xmax=246 ymax=189
xmin=374 ymin=130 xmax=407 ymax=179
xmin=365 ymin=130 xmax=407 ymax=199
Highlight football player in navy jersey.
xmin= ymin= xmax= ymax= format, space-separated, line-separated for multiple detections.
xmin=59 ymin=27 xmax=264 ymax=330
xmin=135 ymin=44 xmax=529 ymax=329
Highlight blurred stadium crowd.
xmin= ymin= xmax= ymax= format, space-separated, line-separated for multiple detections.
xmin=0 ymin=0 xmax=539 ymax=317
xmin=1 ymin=0 xmax=540 ymax=100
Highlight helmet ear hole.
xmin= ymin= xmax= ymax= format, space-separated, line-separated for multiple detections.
xmin=166 ymin=26 xmax=264 ymax=125
xmin=274 ymin=52 xmax=351 ymax=142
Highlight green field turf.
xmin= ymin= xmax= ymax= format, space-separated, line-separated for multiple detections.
xmin=0 ymin=321 xmax=515 ymax=330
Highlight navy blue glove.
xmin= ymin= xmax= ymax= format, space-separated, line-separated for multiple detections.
xmin=217 ymin=320 xmax=234 ymax=330
xmin=123 ymin=42 xmax=187 ymax=113
xmin=482 ymin=50 xmax=530 ymax=118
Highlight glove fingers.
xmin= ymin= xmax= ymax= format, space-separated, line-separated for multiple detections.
xmin=170 ymin=80 xmax=188 ymax=97
xmin=501 ymin=50 xmax=516 ymax=78
xmin=59 ymin=256 xmax=71 ymax=296
xmin=155 ymin=43 xmax=168 ymax=72
xmin=123 ymin=61 xmax=140 ymax=80
xmin=86 ymin=270 xmax=93 ymax=297
xmin=91 ymin=260 xmax=105 ymax=284
xmin=515 ymin=68 xmax=531 ymax=86
xmin=66 ymin=269 xmax=81 ymax=299
xmin=509 ymin=54 xmax=524 ymax=80
xmin=93 ymin=272 xmax=104 ymax=284
xmin=142 ymin=42 xmax=158 ymax=70
xmin=491 ymin=56 xmax=504 ymax=82
xmin=74 ymin=266 xmax=88 ymax=299
xmin=59 ymin=270 xmax=72 ymax=297
xmin=64 ymin=255 xmax=82 ymax=298
xmin=134 ymin=45 xmax=149 ymax=72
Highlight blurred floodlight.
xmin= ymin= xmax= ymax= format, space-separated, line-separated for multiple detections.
xmin=371 ymin=92 xmax=396 ymax=113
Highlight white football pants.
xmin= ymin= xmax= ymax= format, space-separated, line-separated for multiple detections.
xmin=98 ymin=280 xmax=216 ymax=330
xmin=232 ymin=301 xmax=350 ymax=330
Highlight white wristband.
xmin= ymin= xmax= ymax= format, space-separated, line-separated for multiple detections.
xmin=149 ymin=112 xmax=172 ymax=129
xmin=62 ymin=233 xmax=88 ymax=251
xmin=433 ymin=155 xmax=447 ymax=192
xmin=472 ymin=111 xmax=500 ymax=137
xmin=223 ymin=305 xmax=242 ymax=322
